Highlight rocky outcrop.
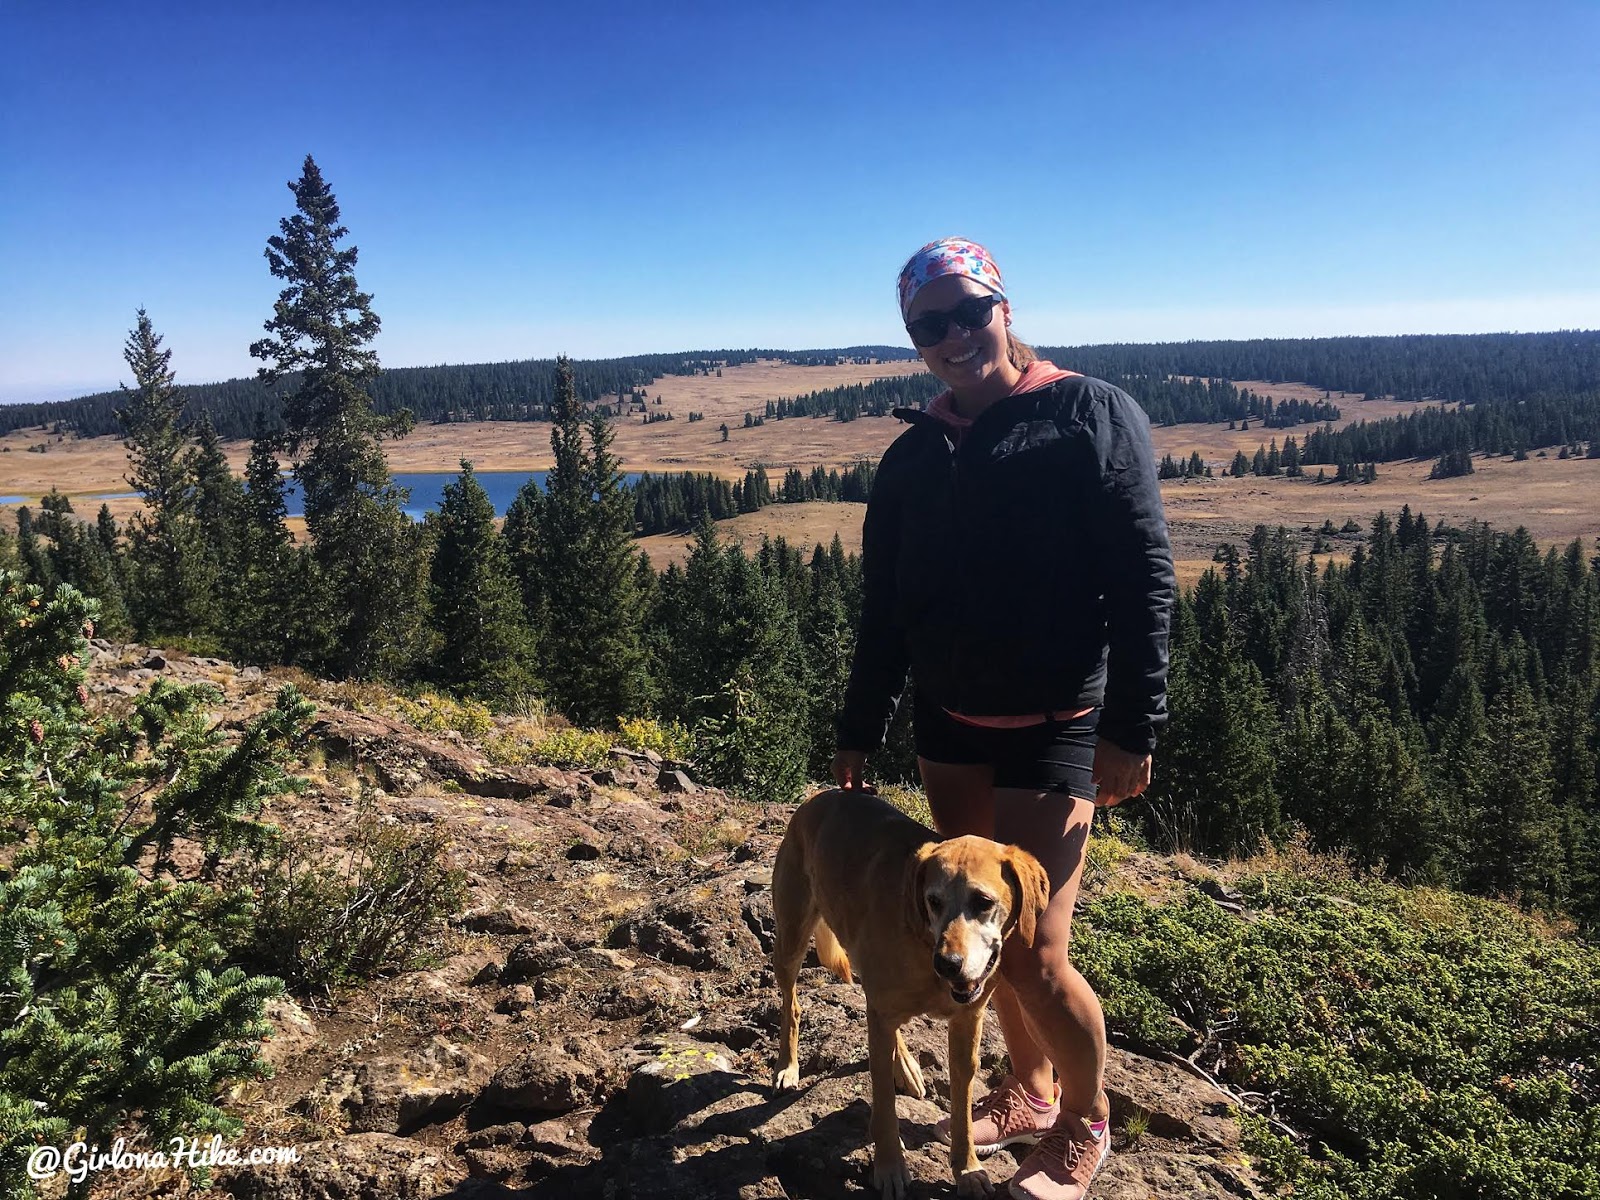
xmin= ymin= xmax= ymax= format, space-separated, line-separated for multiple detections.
xmin=78 ymin=644 xmax=1266 ymax=1200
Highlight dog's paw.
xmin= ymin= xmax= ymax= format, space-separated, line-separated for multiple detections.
xmin=956 ymin=1165 xmax=994 ymax=1196
xmin=772 ymin=1064 xmax=801 ymax=1092
xmin=892 ymin=1047 xmax=927 ymax=1100
xmin=872 ymin=1155 xmax=911 ymax=1200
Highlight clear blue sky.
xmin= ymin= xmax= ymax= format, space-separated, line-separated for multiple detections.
xmin=3 ymin=0 xmax=1597 ymax=402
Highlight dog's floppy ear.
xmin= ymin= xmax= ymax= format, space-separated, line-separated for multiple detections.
xmin=1001 ymin=847 xmax=1051 ymax=947
xmin=903 ymin=841 xmax=937 ymax=940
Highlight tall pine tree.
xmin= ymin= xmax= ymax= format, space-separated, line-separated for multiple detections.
xmin=115 ymin=309 xmax=214 ymax=642
xmin=249 ymin=155 xmax=421 ymax=678
xmin=531 ymin=358 xmax=647 ymax=726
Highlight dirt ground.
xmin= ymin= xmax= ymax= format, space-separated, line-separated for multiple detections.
xmin=3 ymin=361 xmax=1592 ymax=583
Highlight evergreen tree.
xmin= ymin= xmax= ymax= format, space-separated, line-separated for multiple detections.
xmin=688 ymin=540 xmax=808 ymax=804
xmin=13 ymin=507 xmax=54 ymax=589
xmin=30 ymin=493 xmax=132 ymax=638
xmin=1479 ymin=671 xmax=1565 ymax=907
xmin=226 ymin=413 xmax=306 ymax=665
xmin=184 ymin=411 xmax=242 ymax=646
xmin=0 ymin=575 xmax=310 ymax=1197
xmin=800 ymin=542 xmax=856 ymax=779
xmin=115 ymin=309 xmax=213 ymax=641
xmin=249 ymin=154 xmax=420 ymax=678
xmin=529 ymin=360 xmax=630 ymax=723
xmin=502 ymin=478 xmax=544 ymax=628
xmin=425 ymin=461 xmax=535 ymax=704
xmin=1149 ymin=571 xmax=1281 ymax=853
xmin=575 ymin=406 xmax=651 ymax=719
xmin=95 ymin=505 xmax=121 ymax=569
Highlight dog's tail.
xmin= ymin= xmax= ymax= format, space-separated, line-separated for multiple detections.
xmin=812 ymin=918 xmax=852 ymax=984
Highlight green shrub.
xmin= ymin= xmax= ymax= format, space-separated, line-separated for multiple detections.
xmin=483 ymin=729 xmax=536 ymax=766
xmin=692 ymin=677 xmax=806 ymax=805
xmin=385 ymin=690 xmax=493 ymax=739
xmin=0 ymin=576 xmax=310 ymax=1196
xmin=530 ymin=727 xmax=615 ymax=770
xmin=233 ymin=806 xmax=467 ymax=994
xmin=616 ymin=714 xmax=693 ymax=760
xmin=1073 ymin=871 xmax=1600 ymax=1198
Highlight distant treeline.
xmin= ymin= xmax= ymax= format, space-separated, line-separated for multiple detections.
xmin=761 ymin=371 xmax=1340 ymax=429
xmin=1044 ymin=330 xmax=1600 ymax=405
xmin=14 ymin=331 xmax=1597 ymax=445
xmin=1250 ymin=391 xmax=1600 ymax=471
xmin=632 ymin=462 xmax=877 ymax=535
xmin=0 ymin=347 xmax=918 ymax=440
xmin=762 ymin=375 xmax=942 ymax=422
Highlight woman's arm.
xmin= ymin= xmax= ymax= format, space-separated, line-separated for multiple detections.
xmin=834 ymin=448 xmax=912 ymax=756
xmin=1087 ymin=383 xmax=1177 ymax=759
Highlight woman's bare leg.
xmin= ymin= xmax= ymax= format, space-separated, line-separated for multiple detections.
xmin=993 ymin=787 xmax=1106 ymax=1120
xmin=918 ymin=759 xmax=1056 ymax=1103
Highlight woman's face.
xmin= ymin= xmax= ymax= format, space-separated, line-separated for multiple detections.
xmin=905 ymin=273 xmax=1016 ymax=396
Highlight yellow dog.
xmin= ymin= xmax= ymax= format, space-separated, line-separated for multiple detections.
xmin=771 ymin=788 xmax=1050 ymax=1198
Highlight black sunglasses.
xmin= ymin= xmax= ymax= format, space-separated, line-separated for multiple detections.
xmin=905 ymin=294 xmax=1003 ymax=348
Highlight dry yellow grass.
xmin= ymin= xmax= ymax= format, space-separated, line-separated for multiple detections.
xmin=4 ymin=361 xmax=1593 ymax=583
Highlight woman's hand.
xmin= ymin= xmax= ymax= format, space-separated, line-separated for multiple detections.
xmin=830 ymin=750 xmax=872 ymax=791
xmin=1092 ymin=740 xmax=1151 ymax=807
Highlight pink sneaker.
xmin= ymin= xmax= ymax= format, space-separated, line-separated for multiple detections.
xmin=1007 ymin=1110 xmax=1110 ymax=1200
xmin=936 ymin=1074 xmax=1059 ymax=1156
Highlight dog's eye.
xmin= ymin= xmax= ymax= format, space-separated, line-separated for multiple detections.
xmin=925 ymin=894 xmax=943 ymax=914
xmin=970 ymin=895 xmax=995 ymax=916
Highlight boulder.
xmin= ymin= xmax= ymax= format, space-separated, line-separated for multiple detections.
xmin=459 ymin=904 xmax=541 ymax=935
xmin=317 ymin=1037 xmax=492 ymax=1134
xmin=258 ymin=995 xmax=319 ymax=1070
xmin=479 ymin=1034 xmax=610 ymax=1117
xmin=219 ymin=1132 xmax=453 ymax=1199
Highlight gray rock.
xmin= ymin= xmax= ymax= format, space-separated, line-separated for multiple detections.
xmin=480 ymin=1035 xmax=609 ymax=1117
xmin=460 ymin=904 xmax=541 ymax=935
xmin=258 ymin=995 xmax=319 ymax=1069
xmin=463 ymin=1147 xmax=521 ymax=1180
xmin=594 ymin=968 xmax=689 ymax=1021
xmin=607 ymin=874 xmax=767 ymax=973
xmin=624 ymin=1042 xmax=746 ymax=1136
xmin=496 ymin=984 xmax=538 ymax=1015
xmin=219 ymin=1132 xmax=453 ymax=1199
xmin=335 ymin=1037 xmax=492 ymax=1134
xmin=501 ymin=937 xmax=573 ymax=984
xmin=523 ymin=1118 xmax=586 ymax=1156
xmin=460 ymin=1121 xmax=527 ymax=1150
xmin=657 ymin=768 xmax=697 ymax=793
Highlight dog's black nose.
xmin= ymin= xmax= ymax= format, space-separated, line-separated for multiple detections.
xmin=933 ymin=952 xmax=965 ymax=981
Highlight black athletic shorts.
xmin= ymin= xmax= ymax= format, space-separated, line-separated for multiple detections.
xmin=913 ymin=690 xmax=1100 ymax=799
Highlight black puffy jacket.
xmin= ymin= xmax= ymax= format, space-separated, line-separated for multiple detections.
xmin=835 ymin=374 xmax=1175 ymax=756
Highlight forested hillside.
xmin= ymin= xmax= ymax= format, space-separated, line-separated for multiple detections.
xmin=8 ymin=331 xmax=1598 ymax=458
xmin=0 ymin=347 xmax=920 ymax=440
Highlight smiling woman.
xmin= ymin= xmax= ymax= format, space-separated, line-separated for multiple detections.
xmin=831 ymin=236 xmax=1176 ymax=1200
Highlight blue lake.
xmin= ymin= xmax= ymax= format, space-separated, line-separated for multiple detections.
xmin=81 ymin=470 xmax=647 ymax=521
xmin=382 ymin=471 xmax=649 ymax=521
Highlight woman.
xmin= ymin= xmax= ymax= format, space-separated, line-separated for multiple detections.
xmin=831 ymin=238 xmax=1174 ymax=1200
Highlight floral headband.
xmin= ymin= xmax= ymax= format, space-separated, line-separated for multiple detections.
xmin=896 ymin=237 xmax=1006 ymax=320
